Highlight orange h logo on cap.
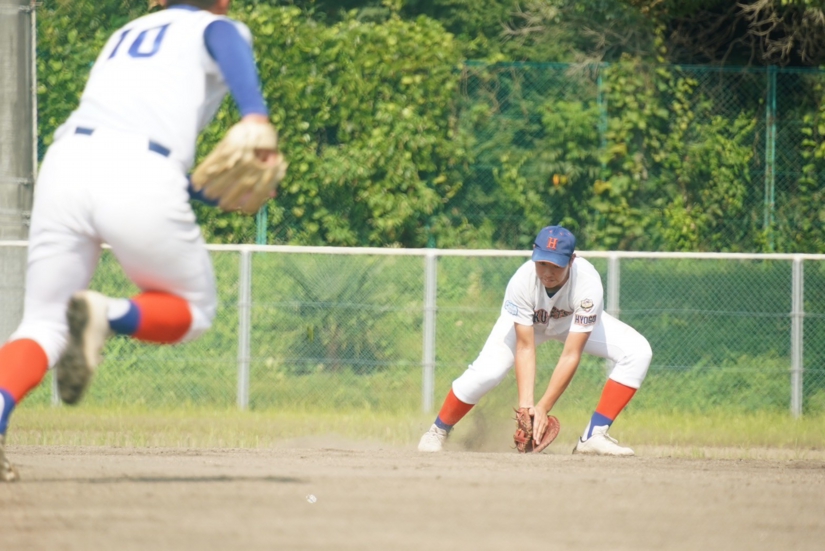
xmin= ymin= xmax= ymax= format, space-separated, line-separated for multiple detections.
xmin=547 ymin=237 xmax=559 ymax=250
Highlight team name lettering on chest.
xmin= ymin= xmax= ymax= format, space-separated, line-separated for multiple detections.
xmin=533 ymin=307 xmax=573 ymax=324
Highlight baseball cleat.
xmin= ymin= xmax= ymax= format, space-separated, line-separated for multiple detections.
xmin=56 ymin=290 xmax=112 ymax=405
xmin=418 ymin=424 xmax=448 ymax=452
xmin=0 ymin=434 xmax=19 ymax=482
xmin=573 ymin=425 xmax=634 ymax=456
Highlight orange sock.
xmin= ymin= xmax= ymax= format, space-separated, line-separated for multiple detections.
xmin=585 ymin=379 xmax=637 ymax=439
xmin=0 ymin=339 xmax=49 ymax=403
xmin=595 ymin=379 xmax=637 ymax=419
xmin=132 ymin=292 xmax=193 ymax=344
xmin=435 ymin=389 xmax=474 ymax=429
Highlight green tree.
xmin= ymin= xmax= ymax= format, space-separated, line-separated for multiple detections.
xmin=215 ymin=6 xmax=467 ymax=247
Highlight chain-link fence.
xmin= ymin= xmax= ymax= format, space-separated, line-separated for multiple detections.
xmin=207 ymin=62 xmax=825 ymax=251
xmin=32 ymin=59 xmax=825 ymax=251
xmin=5 ymin=243 xmax=821 ymax=417
xmin=453 ymin=63 xmax=825 ymax=253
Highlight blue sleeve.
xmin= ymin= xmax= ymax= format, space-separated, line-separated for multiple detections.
xmin=204 ymin=20 xmax=269 ymax=117
xmin=187 ymin=176 xmax=220 ymax=206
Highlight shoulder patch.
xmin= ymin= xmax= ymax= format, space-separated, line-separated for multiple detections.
xmin=580 ymin=298 xmax=594 ymax=312
xmin=504 ymin=300 xmax=519 ymax=316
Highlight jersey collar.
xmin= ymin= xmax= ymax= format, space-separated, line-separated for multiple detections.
xmin=168 ymin=5 xmax=201 ymax=12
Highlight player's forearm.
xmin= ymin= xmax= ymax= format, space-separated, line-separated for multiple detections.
xmin=514 ymin=346 xmax=536 ymax=407
xmin=536 ymin=354 xmax=579 ymax=412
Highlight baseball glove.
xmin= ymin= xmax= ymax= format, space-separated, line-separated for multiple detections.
xmin=191 ymin=120 xmax=288 ymax=215
xmin=513 ymin=407 xmax=561 ymax=453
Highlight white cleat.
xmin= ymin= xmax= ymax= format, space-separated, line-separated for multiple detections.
xmin=573 ymin=425 xmax=635 ymax=457
xmin=418 ymin=424 xmax=448 ymax=452
xmin=0 ymin=434 xmax=19 ymax=482
xmin=56 ymin=290 xmax=112 ymax=405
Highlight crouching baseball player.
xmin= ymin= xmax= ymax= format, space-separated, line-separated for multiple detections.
xmin=418 ymin=225 xmax=652 ymax=456
xmin=0 ymin=0 xmax=287 ymax=481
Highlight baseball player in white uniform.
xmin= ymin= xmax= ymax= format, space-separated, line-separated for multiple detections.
xmin=0 ymin=0 xmax=281 ymax=481
xmin=419 ymin=225 xmax=653 ymax=455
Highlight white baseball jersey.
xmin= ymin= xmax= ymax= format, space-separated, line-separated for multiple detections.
xmin=501 ymin=258 xmax=604 ymax=336
xmin=451 ymin=257 xmax=651 ymax=404
xmin=56 ymin=9 xmax=252 ymax=171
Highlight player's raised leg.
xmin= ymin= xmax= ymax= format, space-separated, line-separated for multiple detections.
xmin=56 ymin=289 xmax=198 ymax=405
xmin=572 ymin=313 xmax=652 ymax=456
xmin=419 ymin=316 xmax=516 ymax=452
xmin=101 ymin=186 xmax=217 ymax=349
xmin=53 ymin=141 xmax=217 ymax=405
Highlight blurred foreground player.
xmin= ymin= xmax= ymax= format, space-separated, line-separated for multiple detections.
xmin=0 ymin=0 xmax=287 ymax=481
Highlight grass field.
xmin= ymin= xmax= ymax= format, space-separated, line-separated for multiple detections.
xmin=8 ymin=404 xmax=825 ymax=460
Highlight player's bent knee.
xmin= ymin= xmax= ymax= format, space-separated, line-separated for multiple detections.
xmin=636 ymin=336 xmax=653 ymax=379
xmin=452 ymin=366 xmax=509 ymax=405
xmin=180 ymin=302 xmax=215 ymax=342
xmin=623 ymin=336 xmax=653 ymax=387
xmin=607 ymin=332 xmax=653 ymax=389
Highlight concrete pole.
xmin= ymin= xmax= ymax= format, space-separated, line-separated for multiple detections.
xmin=421 ymin=250 xmax=437 ymax=413
xmin=0 ymin=0 xmax=36 ymax=341
xmin=237 ymin=248 xmax=252 ymax=410
xmin=790 ymin=257 xmax=804 ymax=418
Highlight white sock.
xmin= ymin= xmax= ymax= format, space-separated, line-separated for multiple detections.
xmin=106 ymin=298 xmax=131 ymax=320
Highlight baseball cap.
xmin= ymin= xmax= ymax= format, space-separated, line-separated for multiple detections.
xmin=532 ymin=225 xmax=576 ymax=267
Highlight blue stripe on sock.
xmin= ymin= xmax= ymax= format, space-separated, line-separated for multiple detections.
xmin=586 ymin=411 xmax=614 ymax=439
xmin=434 ymin=416 xmax=453 ymax=432
xmin=0 ymin=389 xmax=16 ymax=435
xmin=109 ymin=300 xmax=141 ymax=335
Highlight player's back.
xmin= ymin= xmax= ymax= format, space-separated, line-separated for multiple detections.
xmin=60 ymin=8 xmax=249 ymax=170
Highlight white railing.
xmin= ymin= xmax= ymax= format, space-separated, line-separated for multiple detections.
xmin=0 ymin=242 xmax=821 ymax=416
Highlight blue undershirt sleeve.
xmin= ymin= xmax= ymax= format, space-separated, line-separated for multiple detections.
xmin=187 ymin=176 xmax=220 ymax=206
xmin=203 ymin=20 xmax=268 ymax=117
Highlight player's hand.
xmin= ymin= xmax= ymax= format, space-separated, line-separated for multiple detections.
xmin=531 ymin=404 xmax=549 ymax=446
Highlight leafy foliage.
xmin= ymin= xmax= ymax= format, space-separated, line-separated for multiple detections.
xmin=234 ymin=6 xmax=467 ymax=246
xmin=34 ymin=1 xmax=825 ymax=252
xmin=594 ymin=59 xmax=757 ymax=251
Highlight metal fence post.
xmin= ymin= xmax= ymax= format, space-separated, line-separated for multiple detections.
xmin=255 ymin=207 xmax=267 ymax=245
xmin=422 ymin=250 xmax=438 ymax=413
xmin=763 ymin=65 xmax=777 ymax=251
xmin=597 ymin=63 xmax=608 ymax=169
xmin=237 ymin=248 xmax=252 ymax=410
xmin=791 ymin=256 xmax=804 ymax=418
xmin=604 ymin=253 xmax=621 ymax=376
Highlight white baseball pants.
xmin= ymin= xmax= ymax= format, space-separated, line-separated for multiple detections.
xmin=452 ymin=312 xmax=652 ymax=405
xmin=10 ymin=128 xmax=216 ymax=366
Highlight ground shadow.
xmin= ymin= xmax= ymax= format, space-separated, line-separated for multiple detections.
xmin=22 ymin=475 xmax=304 ymax=484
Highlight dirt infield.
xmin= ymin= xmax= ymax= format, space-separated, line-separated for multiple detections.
xmin=1 ymin=443 xmax=824 ymax=551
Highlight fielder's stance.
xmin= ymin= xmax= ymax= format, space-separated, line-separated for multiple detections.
xmin=0 ymin=0 xmax=287 ymax=481
xmin=419 ymin=226 xmax=652 ymax=456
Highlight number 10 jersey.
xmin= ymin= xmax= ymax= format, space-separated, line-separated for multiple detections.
xmin=57 ymin=8 xmax=253 ymax=171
